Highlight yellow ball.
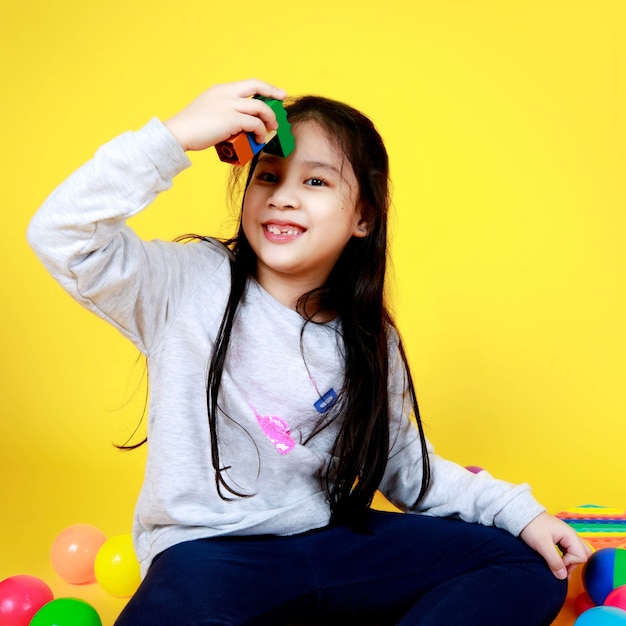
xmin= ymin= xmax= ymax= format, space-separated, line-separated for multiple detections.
xmin=94 ymin=534 xmax=141 ymax=597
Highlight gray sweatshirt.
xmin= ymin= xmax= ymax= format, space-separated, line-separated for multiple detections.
xmin=27 ymin=118 xmax=545 ymax=576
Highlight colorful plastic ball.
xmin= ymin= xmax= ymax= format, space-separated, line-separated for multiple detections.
xmin=584 ymin=548 xmax=626 ymax=605
xmin=606 ymin=585 xmax=626 ymax=611
xmin=0 ymin=575 xmax=54 ymax=626
xmin=94 ymin=534 xmax=141 ymax=597
xmin=30 ymin=597 xmax=102 ymax=626
xmin=574 ymin=606 xmax=626 ymax=625
xmin=50 ymin=524 xmax=107 ymax=584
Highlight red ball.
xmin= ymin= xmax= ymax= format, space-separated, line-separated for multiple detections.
xmin=0 ymin=575 xmax=54 ymax=626
xmin=574 ymin=591 xmax=596 ymax=615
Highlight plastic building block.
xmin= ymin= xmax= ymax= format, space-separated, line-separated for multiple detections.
xmin=215 ymin=96 xmax=294 ymax=166
xmin=258 ymin=97 xmax=295 ymax=158
xmin=215 ymin=131 xmax=255 ymax=166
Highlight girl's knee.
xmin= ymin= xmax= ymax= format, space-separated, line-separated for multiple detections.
xmin=520 ymin=558 xmax=569 ymax=623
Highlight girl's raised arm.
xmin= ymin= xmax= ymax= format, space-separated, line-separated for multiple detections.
xmin=164 ymin=79 xmax=287 ymax=152
xmin=26 ymin=79 xmax=287 ymax=353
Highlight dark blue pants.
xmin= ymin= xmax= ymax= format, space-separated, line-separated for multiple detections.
xmin=114 ymin=511 xmax=567 ymax=625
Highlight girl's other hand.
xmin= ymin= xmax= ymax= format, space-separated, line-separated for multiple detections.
xmin=520 ymin=511 xmax=592 ymax=580
xmin=164 ymin=79 xmax=287 ymax=152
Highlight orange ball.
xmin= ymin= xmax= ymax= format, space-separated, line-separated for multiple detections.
xmin=50 ymin=524 xmax=107 ymax=584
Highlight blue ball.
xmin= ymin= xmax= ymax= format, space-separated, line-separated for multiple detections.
xmin=574 ymin=607 xmax=626 ymax=625
xmin=584 ymin=548 xmax=626 ymax=605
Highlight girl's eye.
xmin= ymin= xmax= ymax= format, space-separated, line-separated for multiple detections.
xmin=256 ymin=171 xmax=279 ymax=183
xmin=305 ymin=178 xmax=327 ymax=187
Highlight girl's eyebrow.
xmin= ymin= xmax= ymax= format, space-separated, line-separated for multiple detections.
xmin=257 ymin=154 xmax=281 ymax=165
xmin=257 ymin=154 xmax=342 ymax=175
xmin=302 ymin=160 xmax=341 ymax=174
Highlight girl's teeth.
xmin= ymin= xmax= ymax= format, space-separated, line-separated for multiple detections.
xmin=267 ymin=225 xmax=300 ymax=236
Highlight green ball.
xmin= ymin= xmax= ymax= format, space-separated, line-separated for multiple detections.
xmin=30 ymin=597 xmax=102 ymax=626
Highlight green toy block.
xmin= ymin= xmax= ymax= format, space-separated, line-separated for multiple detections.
xmin=254 ymin=96 xmax=295 ymax=158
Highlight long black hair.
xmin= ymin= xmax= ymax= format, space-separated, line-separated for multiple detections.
xmin=207 ymin=95 xmax=431 ymax=522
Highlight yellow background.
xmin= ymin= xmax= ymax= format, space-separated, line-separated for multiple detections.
xmin=2 ymin=1 xmax=625 ymax=624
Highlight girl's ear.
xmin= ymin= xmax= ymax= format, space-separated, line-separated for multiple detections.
xmin=353 ymin=218 xmax=369 ymax=238
xmin=353 ymin=201 xmax=369 ymax=237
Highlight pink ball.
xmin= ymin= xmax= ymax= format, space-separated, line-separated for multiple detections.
xmin=0 ymin=575 xmax=54 ymax=626
xmin=605 ymin=585 xmax=626 ymax=611
xmin=50 ymin=523 xmax=107 ymax=584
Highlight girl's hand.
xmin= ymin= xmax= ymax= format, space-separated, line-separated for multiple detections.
xmin=164 ymin=79 xmax=287 ymax=152
xmin=520 ymin=511 xmax=592 ymax=580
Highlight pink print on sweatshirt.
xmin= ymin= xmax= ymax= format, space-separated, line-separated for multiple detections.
xmin=251 ymin=406 xmax=296 ymax=455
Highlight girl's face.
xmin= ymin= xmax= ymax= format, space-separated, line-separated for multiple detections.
xmin=242 ymin=121 xmax=367 ymax=307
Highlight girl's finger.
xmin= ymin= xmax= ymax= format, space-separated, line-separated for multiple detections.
xmin=236 ymin=98 xmax=280 ymax=132
xmin=234 ymin=78 xmax=287 ymax=102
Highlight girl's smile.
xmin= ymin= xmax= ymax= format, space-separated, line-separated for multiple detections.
xmin=263 ymin=221 xmax=306 ymax=242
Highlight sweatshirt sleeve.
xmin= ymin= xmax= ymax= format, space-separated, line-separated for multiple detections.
xmin=26 ymin=118 xmax=196 ymax=354
xmin=379 ymin=337 xmax=546 ymax=537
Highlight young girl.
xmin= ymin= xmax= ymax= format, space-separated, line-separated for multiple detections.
xmin=28 ymin=78 xmax=589 ymax=625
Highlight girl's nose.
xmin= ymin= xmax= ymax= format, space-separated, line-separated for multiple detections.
xmin=268 ymin=181 xmax=300 ymax=210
